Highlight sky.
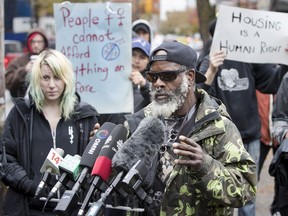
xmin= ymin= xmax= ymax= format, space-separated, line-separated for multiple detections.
xmin=160 ymin=0 xmax=196 ymax=20
xmin=159 ymin=0 xmax=218 ymax=20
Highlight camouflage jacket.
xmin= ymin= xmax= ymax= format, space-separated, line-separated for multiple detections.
xmin=125 ymin=89 xmax=257 ymax=216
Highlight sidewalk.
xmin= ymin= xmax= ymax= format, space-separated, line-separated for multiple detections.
xmin=256 ymin=149 xmax=275 ymax=216
xmin=233 ymin=149 xmax=274 ymax=216
xmin=234 ymin=150 xmax=274 ymax=216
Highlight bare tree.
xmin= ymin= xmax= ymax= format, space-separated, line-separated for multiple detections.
xmin=196 ymin=0 xmax=216 ymax=44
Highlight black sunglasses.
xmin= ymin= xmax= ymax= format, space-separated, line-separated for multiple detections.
xmin=145 ymin=69 xmax=186 ymax=83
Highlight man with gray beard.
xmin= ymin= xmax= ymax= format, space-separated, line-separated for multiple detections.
xmin=148 ymin=70 xmax=189 ymax=118
xmin=121 ymin=41 xmax=257 ymax=216
xmin=89 ymin=41 xmax=257 ymax=216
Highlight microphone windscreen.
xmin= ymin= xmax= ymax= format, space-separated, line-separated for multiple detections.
xmin=112 ymin=117 xmax=165 ymax=171
xmin=80 ymin=122 xmax=116 ymax=169
xmin=91 ymin=124 xmax=127 ymax=180
xmin=59 ymin=154 xmax=82 ymax=181
xmin=40 ymin=148 xmax=65 ymax=175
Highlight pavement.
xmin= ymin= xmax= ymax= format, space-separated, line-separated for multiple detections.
xmin=233 ymin=149 xmax=275 ymax=216
xmin=255 ymin=149 xmax=275 ymax=216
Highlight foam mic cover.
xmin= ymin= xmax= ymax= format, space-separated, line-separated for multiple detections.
xmin=112 ymin=117 xmax=165 ymax=171
xmin=59 ymin=154 xmax=82 ymax=181
xmin=40 ymin=148 xmax=65 ymax=175
xmin=46 ymin=154 xmax=82 ymax=201
xmin=84 ymin=118 xmax=165 ymax=216
xmin=80 ymin=122 xmax=116 ymax=169
xmin=35 ymin=148 xmax=64 ymax=197
xmin=91 ymin=124 xmax=127 ymax=180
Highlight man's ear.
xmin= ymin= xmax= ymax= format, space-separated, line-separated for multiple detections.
xmin=187 ymin=70 xmax=195 ymax=85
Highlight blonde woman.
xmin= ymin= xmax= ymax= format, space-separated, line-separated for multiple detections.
xmin=0 ymin=49 xmax=98 ymax=216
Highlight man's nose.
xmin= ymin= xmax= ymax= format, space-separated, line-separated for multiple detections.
xmin=153 ymin=76 xmax=165 ymax=88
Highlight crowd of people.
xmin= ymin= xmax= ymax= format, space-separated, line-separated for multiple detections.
xmin=0 ymin=8 xmax=287 ymax=216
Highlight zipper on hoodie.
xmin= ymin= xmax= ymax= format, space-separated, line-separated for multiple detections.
xmin=52 ymin=130 xmax=61 ymax=199
xmin=52 ymin=131 xmax=56 ymax=149
xmin=79 ymin=122 xmax=85 ymax=154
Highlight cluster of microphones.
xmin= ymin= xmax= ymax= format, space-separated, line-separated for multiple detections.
xmin=35 ymin=117 xmax=165 ymax=216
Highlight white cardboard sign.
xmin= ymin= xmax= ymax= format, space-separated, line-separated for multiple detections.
xmin=54 ymin=3 xmax=133 ymax=114
xmin=210 ymin=5 xmax=288 ymax=65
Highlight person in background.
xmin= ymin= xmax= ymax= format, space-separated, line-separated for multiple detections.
xmin=0 ymin=73 xmax=5 ymax=132
xmin=256 ymin=90 xmax=281 ymax=215
xmin=0 ymin=49 xmax=98 ymax=216
xmin=272 ymin=74 xmax=288 ymax=159
xmin=129 ymin=37 xmax=151 ymax=113
xmin=5 ymin=28 xmax=49 ymax=98
xmin=257 ymin=90 xmax=278 ymax=178
xmin=197 ymin=19 xmax=288 ymax=216
xmin=132 ymin=19 xmax=153 ymax=45
xmin=132 ymin=30 xmax=139 ymax=39
xmin=197 ymin=19 xmax=214 ymax=64
xmin=123 ymin=41 xmax=257 ymax=215
xmin=271 ymin=72 xmax=288 ymax=215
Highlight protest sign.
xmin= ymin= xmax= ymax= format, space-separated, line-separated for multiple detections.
xmin=210 ymin=5 xmax=288 ymax=65
xmin=54 ymin=2 xmax=133 ymax=114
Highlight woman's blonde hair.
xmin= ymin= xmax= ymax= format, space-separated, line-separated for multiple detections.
xmin=28 ymin=49 xmax=77 ymax=119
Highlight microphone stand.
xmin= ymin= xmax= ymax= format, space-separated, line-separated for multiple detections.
xmin=85 ymin=166 xmax=152 ymax=216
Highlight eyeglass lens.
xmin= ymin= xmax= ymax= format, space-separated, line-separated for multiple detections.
xmin=146 ymin=69 xmax=185 ymax=83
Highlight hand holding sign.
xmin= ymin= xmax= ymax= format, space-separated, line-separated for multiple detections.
xmin=202 ymin=51 xmax=226 ymax=86
xmin=209 ymin=51 xmax=226 ymax=72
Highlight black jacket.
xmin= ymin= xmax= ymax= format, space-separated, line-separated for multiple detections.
xmin=272 ymin=72 xmax=288 ymax=143
xmin=0 ymin=97 xmax=98 ymax=216
xmin=198 ymin=58 xmax=288 ymax=143
xmin=269 ymin=139 xmax=288 ymax=214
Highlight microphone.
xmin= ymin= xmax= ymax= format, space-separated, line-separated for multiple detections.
xmin=86 ymin=117 xmax=165 ymax=216
xmin=114 ymin=117 xmax=165 ymax=203
xmin=112 ymin=117 xmax=165 ymax=172
xmin=35 ymin=148 xmax=64 ymax=198
xmin=46 ymin=154 xmax=82 ymax=201
xmin=77 ymin=124 xmax=128 ymax=216
xmin=54 ymin=122 xmax=116 ymax=216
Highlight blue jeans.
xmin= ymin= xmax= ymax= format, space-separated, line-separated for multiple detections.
xmin=238 ymin=139 xmax=260 ymax=216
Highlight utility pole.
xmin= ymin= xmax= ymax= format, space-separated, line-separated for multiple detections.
xmin=0 ymin=0 xmax=5 ymax=131
xmin=0 ymin=0 xmax=5 ymax=214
